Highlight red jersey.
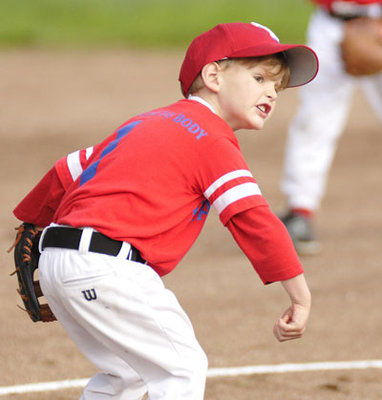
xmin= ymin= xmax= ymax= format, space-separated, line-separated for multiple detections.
xmin=14 ymin=99 xmax=303 ymax=281
xmin=311 ymin=0 xmax=381 ymax=11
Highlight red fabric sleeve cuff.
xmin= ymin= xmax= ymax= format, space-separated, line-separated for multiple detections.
xmin=226 ymin=205 xmax=304 ymax=284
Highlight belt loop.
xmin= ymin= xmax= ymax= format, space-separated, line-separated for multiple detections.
xmin=117 ymin=241 xmax=132 ymax=259
xmin=38 ymin=225 xmax=51 ymax=253
xmin=79 ymin=227 xmax=93 ymax=255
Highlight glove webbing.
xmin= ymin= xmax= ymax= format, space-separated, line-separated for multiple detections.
xmin=8 ymin=224 xmax=56 ymax=323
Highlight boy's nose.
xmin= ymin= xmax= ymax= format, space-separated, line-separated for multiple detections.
xmin=265 ymin=85 xmax=278 ymax=100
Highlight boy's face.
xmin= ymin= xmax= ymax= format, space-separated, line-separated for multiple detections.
xmin=215 ymin=61 xmax=284 ymax=131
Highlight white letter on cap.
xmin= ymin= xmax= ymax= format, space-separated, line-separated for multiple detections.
xmin=251 ymin=22 xmax=280 ymax=43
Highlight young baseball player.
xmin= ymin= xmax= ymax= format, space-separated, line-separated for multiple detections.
xmin=279 ymin=0 xmax=382 ymax=254
xmin=12 ymin=22 xmax=318 ymax=399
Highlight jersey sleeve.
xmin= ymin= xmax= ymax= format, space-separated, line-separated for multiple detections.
xmin=54 ymin=145 xmax=95 ymax=189
xmin=226 ymin=205 xmax=304 ymax=284
xmin=196 ymin=137 xmax=268 ymax=225
xmin=13 ymin=145 xmax=95 ymax=226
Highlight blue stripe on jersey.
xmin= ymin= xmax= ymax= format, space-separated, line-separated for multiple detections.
xmin=79 ymin=120 xmax=142 ymax=186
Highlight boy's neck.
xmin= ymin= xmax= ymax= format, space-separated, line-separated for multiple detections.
xmin=187 ymin=94 xmax=217 ymax=115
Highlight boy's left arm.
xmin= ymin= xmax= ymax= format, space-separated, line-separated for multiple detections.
xmin=13 ymin=166 xmax=67 ymax=227
xmin=10 ymin=146 xmax=96 ymax=323
xmin=13 ymin=146 xmax=96 ymax=226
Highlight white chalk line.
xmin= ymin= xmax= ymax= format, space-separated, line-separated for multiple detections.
xmin=1 ymin=360 xmax=382 ymax=396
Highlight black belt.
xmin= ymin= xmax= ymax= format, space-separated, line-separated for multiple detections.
xmin=329 ymin=11 xmax=361 ymax=21
xmin=329 ymin=9 xmax=381 ymax=21
xmin=41 ymin=227 xmax=146 ymax=264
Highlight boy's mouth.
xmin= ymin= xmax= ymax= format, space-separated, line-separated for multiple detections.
xmin=256 ymin=103 xmax=271 ymax=117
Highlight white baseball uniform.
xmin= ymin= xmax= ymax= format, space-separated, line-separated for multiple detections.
xmin=14 ymin=21 xmax=320 ymax=399
xmin=15 ymin=97 xmax=304 ymax=399
xmin=281 ymin=2 xmax=382 ymax=211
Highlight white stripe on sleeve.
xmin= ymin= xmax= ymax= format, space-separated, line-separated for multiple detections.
xmin=212 ymin=182 xmax=262 ymax=215
xmin=66 ymin=150 xmax=83 ymax=182
xmin=85 ymin=146 xmax=94 ymax=160
xmin=204 ymin=169 xmax=253 ymax=198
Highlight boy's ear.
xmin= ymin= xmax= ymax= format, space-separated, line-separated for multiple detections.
xmin=201 ymin=62 xmax=221 ymax=93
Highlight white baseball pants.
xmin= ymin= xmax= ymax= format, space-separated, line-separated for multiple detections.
xmin=39 ymin=229 xmax=208 ymax=400
xmin=281 ymin=9 xmax=382 ymax=211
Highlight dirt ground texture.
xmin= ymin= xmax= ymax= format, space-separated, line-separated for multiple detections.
xmin=0 ymin=49 xmax=381 ymax=399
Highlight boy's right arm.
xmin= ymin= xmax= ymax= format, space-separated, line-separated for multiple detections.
xmin=273 ymin=274 xmax=311 ymax=342
xmin=226 ymin=205 xmax=311 ymax=342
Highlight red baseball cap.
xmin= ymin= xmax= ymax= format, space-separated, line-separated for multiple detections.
xmin=179 ymin=22 xmax=319 ymax=96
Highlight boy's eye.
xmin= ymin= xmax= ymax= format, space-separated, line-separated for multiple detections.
xmin=254 ymin=75 xmax=264 ymax=83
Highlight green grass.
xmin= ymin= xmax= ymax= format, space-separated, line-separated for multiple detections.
xmin=0 ymin=0 xmax=315 ymax=49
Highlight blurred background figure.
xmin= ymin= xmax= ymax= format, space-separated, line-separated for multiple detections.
xmin=279 ymin=0 xmax=382 ymax=255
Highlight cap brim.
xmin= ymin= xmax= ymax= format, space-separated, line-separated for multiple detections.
xmin=230 ymin=43 xmax=318 ymax=87
xmin=283 ymin=45 xmax=319 ymax=87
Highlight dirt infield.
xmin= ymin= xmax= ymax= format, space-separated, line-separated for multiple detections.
xmin=1 ymin=49 xmax=381 ymax=399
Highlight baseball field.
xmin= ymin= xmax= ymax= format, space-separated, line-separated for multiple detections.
xmin=1 ymin=1 xmax=382 ymax=399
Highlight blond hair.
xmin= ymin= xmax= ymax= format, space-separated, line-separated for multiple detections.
xmin=187 ymin=53 xmax=290 ymax=96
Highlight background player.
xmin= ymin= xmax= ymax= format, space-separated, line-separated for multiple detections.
xmin=279 ymin=0 xmax=382 ymax=254
xmin=12 ymin=22 xmax=317 ymax=399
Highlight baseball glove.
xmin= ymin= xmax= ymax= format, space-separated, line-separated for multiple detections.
xmin=8 ymin=223 xmax=56 ymax=322
xmin=341 ymin=17 xmax=382 ymax=76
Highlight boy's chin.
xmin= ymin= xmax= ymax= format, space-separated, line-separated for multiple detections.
xmin=232 ymin=118 xmax=266 ymax=131
xmin=236 ymin=125 xmax=264 ymax=132
xmin=248 ymin=120 xmax=266 ymax=131
xmin=247 ymin=115 xmax=268 ymax=130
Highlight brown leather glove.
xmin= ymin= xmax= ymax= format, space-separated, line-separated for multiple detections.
xmin=8 ymin=223 xmax=56 ymax=322
xmin=341 ymin=17 xmax=382 ymax=76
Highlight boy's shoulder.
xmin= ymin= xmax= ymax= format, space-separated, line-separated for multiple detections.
xmin=130 ymin=99 xmax=235 ymax=143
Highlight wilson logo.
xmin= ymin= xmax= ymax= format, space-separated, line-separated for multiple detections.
xmin=81 ymin=289 xmax=97 ymax=301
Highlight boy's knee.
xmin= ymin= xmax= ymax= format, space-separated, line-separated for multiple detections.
xmin=199 ymin=350 xmax=209 ymax=375
xmin=188 ymin=347 xmax=209 ymax=382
